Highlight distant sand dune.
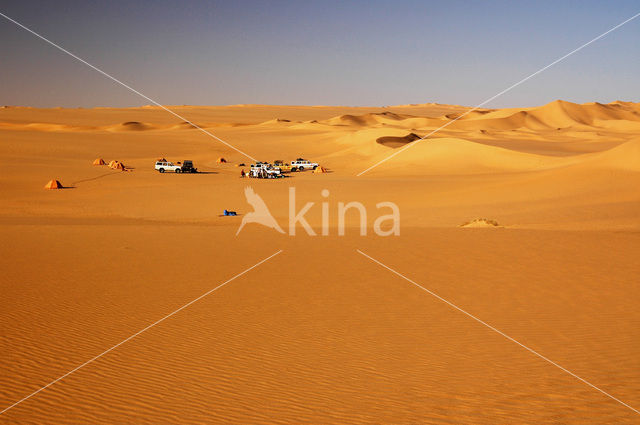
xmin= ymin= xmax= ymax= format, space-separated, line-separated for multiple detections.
xmin=315 ymin=100 xmax=640 ymax=134
xmin=109 ymin=121 xmax=154 ymax=131
xmin=451 ymin=100 xmax=640 ymax=131
xmin=323 ymin=112 xmax=409 ymax=127
xmin=257 ymin=118 xmax=296 ymax=126
xmin=0 ymin=120 xmax=224 ymax=132
xmin=0 ymin=122 xmax=97 ymax=132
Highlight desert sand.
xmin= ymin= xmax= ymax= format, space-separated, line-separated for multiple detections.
xmin=1 ymin=101 xmax=639 ymax=424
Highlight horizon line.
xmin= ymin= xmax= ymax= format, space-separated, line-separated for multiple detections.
xmin=1 ymin=98 xmax=637 ymax=111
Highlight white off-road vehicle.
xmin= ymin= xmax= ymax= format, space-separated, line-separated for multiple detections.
xmin=250 ymin=162 xmax=282 ymax=178
xmin=291 ymin=158 xmax=318 ymax=171
xmin=155 ymin=160 xmax=183 ymax=173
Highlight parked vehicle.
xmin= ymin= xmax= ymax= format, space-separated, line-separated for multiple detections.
xmin=250 ymin=162 xmax=282 ymax=178
xmin=155 ymin=160 xmax=181 ymax=173
xmin=273 ymin=160 xmax=293 ymax=173
xmin=155 ymin=160 xmax=197 ymax=173
xmin=291 ymin=158 xmax=318 ymax=171
xmin=180 ymin=160 xmax=198 ymax=173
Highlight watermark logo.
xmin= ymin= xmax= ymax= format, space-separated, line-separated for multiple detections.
xmin=237 ymin=187 xmax=399 ymax=236
xmin=236 ymin=187 xmax=285 ymax=235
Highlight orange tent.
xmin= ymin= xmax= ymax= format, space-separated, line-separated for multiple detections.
xmin=110 ymin=161 xmax=126 ymax=171
xmin=93 ymin=158 xmax=106 ymax=165
xmin=217 ymin=157 xmax=227 ymax=163
xmin=313 ymin=166 xmax=327 ymax=173
xmin=44 ymin=180 xmax=63 ymax=189
xmin=108 ymin=160 xmax=118 ymax=167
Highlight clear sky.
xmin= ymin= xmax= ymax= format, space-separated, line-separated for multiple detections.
xmin=1 ymin=0 xmax=639 ymax=108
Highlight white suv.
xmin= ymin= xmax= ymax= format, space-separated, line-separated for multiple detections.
xmin=291 ymin=158 xmax=318 ymax=171
xmin=155 ymin=161 xmax=182 ymax=173
xmin=250 ymin=162 xmax=282 ymax=178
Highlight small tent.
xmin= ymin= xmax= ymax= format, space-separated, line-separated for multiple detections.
xmin=110 ymin=161 xmax=126 ymax=171
xmin=108 ymin=160 xmax=118 ymax=168
xmin=313 ymin=166 xmax=327 ymax=173
xmin=44 ymin=179 xmax=63 ymax=190
xmin=217 ymin=157 xmax=227 ymax=163
xmin=93 ymin=158 xmax=106 ymax=165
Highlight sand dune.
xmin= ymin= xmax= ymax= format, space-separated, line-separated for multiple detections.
xmin=450 ymin=100 xmax=640 ymax=130
xmin=370 ymin=137 xmax=561 ymax=174
xmin=518 ymin=100 xmax=640 ymax=128
xmin=0 ymin=122 xmax=98 ymax=132
xmin=321 ymin=111 xmax=411 ymax=127
xmin=580 ymin=138 xmax=640 ymax=171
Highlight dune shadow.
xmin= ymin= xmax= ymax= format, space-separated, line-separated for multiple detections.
xmin=376 ymin=133 xmax=422 ymax=148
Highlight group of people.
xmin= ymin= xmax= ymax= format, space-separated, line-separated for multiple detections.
xmin=240 ymin=168 xmax=279 ymax=179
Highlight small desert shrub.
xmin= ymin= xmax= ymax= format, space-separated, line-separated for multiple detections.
xmin=460 ymin=218 xmax=500 ymax=227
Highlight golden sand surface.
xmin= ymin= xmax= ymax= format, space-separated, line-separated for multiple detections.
xmin=1 ymin=101 xmax=639 ymax=423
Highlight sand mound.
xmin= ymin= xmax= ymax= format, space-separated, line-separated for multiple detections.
xmin=376 ymin=132 xmax=422 ymax=148
xmin=325 ymin=114 xmax=381 ymax=126
xmin=110 ymin=121 xmax=154 ymax=131
xmin=324 ymin=112 xmax=408 ymax=127
xmin=170 ymin=121 xmax=203 ymax=130
xmin=257 ymin=118 xmax=299 ymax=126
xmin=460 ymin=218 xmax=501 ymax=228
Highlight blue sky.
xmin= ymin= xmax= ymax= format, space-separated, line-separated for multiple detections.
xmin=1 ymin=0 xmax=639 ymax=107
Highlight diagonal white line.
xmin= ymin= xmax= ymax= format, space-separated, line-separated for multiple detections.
xmin=0 ymin=249 xmax=283 ymax=416
xmin=356 ymin=11 xmax=640 ymax=176
xmin=0 ymin=11 xmax=258 ymax=162
xmin=356 ymin=249 xmax=640 ymax=415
